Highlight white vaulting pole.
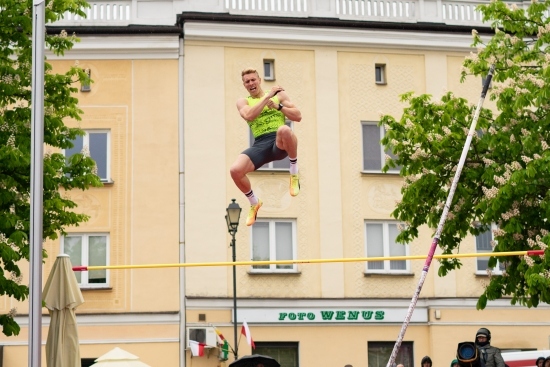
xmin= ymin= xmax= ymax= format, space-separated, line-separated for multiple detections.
xmin=29 ymin=0 xmax=45 ymax=366
xmin=385 ymin=64 xmax=496 ymax=367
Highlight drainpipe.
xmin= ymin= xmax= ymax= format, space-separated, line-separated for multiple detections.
xmin=178 ymin=36 xmax=187 ymax=367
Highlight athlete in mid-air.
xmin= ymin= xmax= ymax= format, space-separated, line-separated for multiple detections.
xmin=230 ymin=67 xmax=302 ymax=226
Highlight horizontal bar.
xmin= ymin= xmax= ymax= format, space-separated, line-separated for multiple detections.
xmin=72 ymin=250 xmax=544 ymax=271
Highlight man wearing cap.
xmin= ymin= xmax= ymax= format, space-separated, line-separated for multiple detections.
xmin=475 ymin=327 xmax=505 ymax=367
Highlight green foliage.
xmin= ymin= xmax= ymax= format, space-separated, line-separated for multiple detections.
xmin=381 ymin=0 xmax=550 ymax=309
xmin=0 ymin=0 xmax=98 ymax=335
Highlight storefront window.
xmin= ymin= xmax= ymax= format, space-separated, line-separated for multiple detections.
xmin=368 ymin=341 xmax=413 ymax=367
xmin=254 ymin=342 xmax=299 ymax=367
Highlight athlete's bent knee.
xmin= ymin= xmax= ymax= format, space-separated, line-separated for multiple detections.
xmin=230 ymin=163 xmax=245 ymax=181
xmin=277 ymin=125 xmax=293 ymax=141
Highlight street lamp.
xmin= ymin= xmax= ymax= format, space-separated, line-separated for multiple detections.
xmin=225 ymin=199 xmax=242 ymax=359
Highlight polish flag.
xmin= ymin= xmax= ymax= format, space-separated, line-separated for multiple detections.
xmin=189 ymin=340 xmax=205 ymax=357
xmin=241 ymin=320 xmax=255 ymax=349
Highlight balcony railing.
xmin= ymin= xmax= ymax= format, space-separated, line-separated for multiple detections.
xmin=56 ymin=1 xmax=131 ymax=25
xmin=50 ymin=0 xmax=500 ymax=27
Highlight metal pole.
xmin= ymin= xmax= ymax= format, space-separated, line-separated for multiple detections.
xmin=30 ymin=0 xmax=45 ymax=366
xmin=231 ymin=235 xmax=238 ymax=359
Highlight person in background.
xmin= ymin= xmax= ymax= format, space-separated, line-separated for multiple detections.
xmin=450 ymin=359 xmax=459 ymax=367
xmin=536 ymin=356 xmax=545 ymax=367
xmin=475 ymin=327 xmax=505 ymax=367
xmin=543 ymin=356 xmax=550 ymax=367
xmin=422 ymin=356 xmax=433 ymax=367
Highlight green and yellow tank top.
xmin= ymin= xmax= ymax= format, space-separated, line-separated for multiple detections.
xmin=246 ymin=93 xmax=285 ymax=138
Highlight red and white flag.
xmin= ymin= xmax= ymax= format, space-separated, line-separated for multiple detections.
xmin=189 ymin=340 xmax=205 ymax=357
xmin=241 ymin=320 xmax=255 ymax=349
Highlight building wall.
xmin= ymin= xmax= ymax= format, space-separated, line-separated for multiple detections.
xmin=0 ymin=43 xmax=182 ymax=366
xmin=0 ymin=22 xmax=549 ymax=367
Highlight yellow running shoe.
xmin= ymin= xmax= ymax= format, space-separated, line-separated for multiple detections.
xmin=289 ymin=174 xmax=300 ymax=197
xmin=246 ymin=199 xmax=263 ymax=226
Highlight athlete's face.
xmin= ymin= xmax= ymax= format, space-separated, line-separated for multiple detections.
xmin=242 ymin=72 xmax=262 ymax=97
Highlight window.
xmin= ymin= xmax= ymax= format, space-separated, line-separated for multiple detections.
xmin=65 ymin=130 xmax=111 ymax=182
xmin=375 ymin=64 xmax=386 ymax=84
xmin=80 ymin=68 xmax=91 ymax=92
xmin=475 ymin=226 xmax=504 ymax=274
xmin=249 ymin=121 xmax=293 ymax=170
xmin=263 ymin=59 xmax=275 ymax=81
xmin=62 ymin=233 xmax=109 ymax=287
xmin=255 ymin=342 xmax=299 ymax=367
xmin=362 ymin=122 xmax=399 ymax=173
xmin=251 ymin=219 xmax=296 ymax=272
xmin=365 ymin=222 xmax=409 ymax=273
xmin=368 ymin=341 xmax=413 ymax=367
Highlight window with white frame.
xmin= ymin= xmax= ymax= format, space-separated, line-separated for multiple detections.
xmin=263 ymin=59 xmax=275 ymax=81
xmin=62 ymin=233 xmax=109 ymax=287
xmin=251 ymin=219 xmax=296 ymax=272
xmin=375 ymin=64 xmax=387 ymax=84
xmin=65 ymin=130 xmax=111 ymax=182
xmin=475 ymin=225 xmax=504 ymax=274
xmin=362 ymin=122 xmax=400 ymax=173
xmin=249 ymin=121 xmax=293 ymax=170
xmin=365 ymin=222 xmax=409 ymax=273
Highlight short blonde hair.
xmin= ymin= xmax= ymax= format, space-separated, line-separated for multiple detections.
xmin=241 ymin=67 xmax=259 ymax=77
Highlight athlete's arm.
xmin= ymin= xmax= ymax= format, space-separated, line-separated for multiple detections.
xmin=277 ymin=91 xmax=302 ymax=122
xmin=237 ymin=86 xmax=284 ymax=121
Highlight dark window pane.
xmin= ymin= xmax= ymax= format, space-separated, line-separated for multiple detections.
xmin=363 ymin=125 xmax=382 ymax=170
xmin=66 ymin=135 xmax=83 ymax=162
xmin=476 ymin=229 xmax=492 ymax=270
xmin=64 ymin=236 xmax=82 ymax=283
xmin=89 ymin=132 xmax=108 ymax=180
xmin=275 ymin=222 xmax=292 ymax=269
xmin=89 ymin=236 xmax=107 ymax=284
xmin=366 ymin=223 xmax=384 ymax=270
xmin=255 ymin=342 xmax=299 ymax=367
xmin=252 ymin=222 xmax=270 ymax=269
xmin=389 ymin=224 xmax=406 ymax=270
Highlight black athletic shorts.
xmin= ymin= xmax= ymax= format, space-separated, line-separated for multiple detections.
xmin=242 ymin=132 xmax=288 ymax=170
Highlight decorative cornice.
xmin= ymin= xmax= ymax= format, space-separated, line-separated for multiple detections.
xmin=45 ymin=35 xmax=181 ymax=60
xmin=183 ymin=21 xmax=480 ymax=52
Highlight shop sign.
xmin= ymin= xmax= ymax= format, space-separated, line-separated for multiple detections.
xmin=236 ymin=308 xmax=428 ymax=323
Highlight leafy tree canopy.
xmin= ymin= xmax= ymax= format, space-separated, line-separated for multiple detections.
xmin=381 ymin=0 xmax=550 ymax=309
xmin=0 ymin=0 xmax=99 ymax=336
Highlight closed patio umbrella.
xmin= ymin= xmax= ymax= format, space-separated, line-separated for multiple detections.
xmin=43 ymin=254 xmax=84 ymax=367
xmin=90 ymin=347 xmax=152 ymax=367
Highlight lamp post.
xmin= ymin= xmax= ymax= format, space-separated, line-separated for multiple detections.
xmin=225 ymin=199 xmax=242 ymax=360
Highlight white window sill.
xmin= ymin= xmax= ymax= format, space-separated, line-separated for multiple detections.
xmin=364 ymin=272 xmax=414 ymax=277
xmin=361 ymin=170 xmax=400 ymax=175
xmin=80 ymin=285 xmax=112 ymax=290
xmin=248 ymin=270 xmax=301 ymax=275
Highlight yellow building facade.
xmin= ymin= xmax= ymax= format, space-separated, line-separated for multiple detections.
xmin=0 ymin=1 xmax=549 ymax=366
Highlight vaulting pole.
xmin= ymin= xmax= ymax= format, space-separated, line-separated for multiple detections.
xmin=385 ymin=64 xmax=496 ymax=367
